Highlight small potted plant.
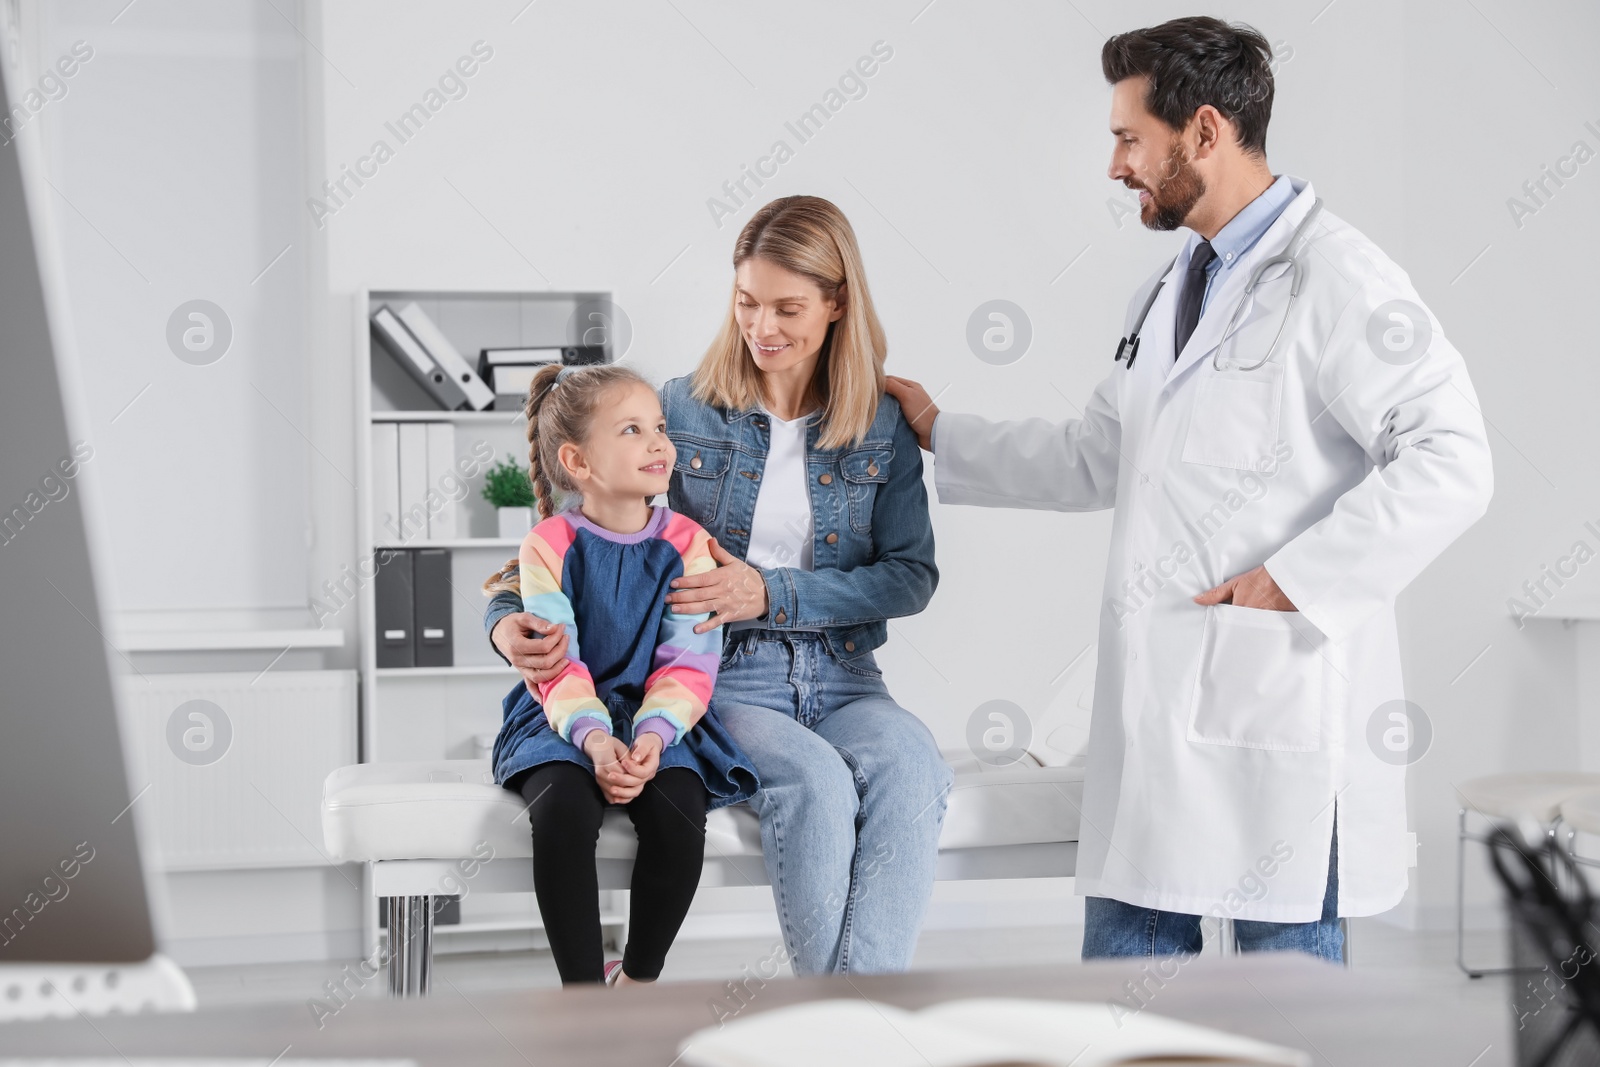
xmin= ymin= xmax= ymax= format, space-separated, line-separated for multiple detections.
xmin=482 ymin=458 xmax=536 ymax=538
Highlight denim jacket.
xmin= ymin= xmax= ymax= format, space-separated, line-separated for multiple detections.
xmin=483 ymin=373 xmax=938 ymax=668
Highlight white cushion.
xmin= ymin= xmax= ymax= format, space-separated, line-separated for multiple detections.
xmin=1454 ymin=772 xmax=1600 ymax=823
xmin=322 ymin=752 xmax=1084 ymax=864
xmin=937 ymin=748 xmax=1084 ymax=849
xmin=1560 ymin=787 xmax=1600 ymax=835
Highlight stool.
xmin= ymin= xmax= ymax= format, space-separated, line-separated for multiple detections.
xmin=1454 ymin=772 xmax=1600 ymax=977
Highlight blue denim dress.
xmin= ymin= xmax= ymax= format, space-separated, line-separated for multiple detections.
xmin=490 ymin=508 xmax=759 ymax=811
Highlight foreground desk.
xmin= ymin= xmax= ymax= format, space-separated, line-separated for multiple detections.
xmin=2 ymin=954 xmax=1509 ymax=1066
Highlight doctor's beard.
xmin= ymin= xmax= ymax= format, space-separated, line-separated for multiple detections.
xmin=1136 ymin=140 xmax=1206 ymax=232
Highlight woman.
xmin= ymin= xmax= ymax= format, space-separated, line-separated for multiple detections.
xmin=485 ymin=195 xmax=949 ymax=975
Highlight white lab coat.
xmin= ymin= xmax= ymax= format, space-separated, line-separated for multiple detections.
xmin=932 ymin=178 xmax=1492 ymax=920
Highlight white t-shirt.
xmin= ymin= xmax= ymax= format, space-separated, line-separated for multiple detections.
xmin=730 ymin=407 xmax=815 ymax=632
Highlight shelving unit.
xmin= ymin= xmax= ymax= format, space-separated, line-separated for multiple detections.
xmin=376 ymin=410 xmax=528 ymax=425
xmin=355 ymin=287 xmax=617 ymax=956
xmin=371 ymin=537 xmax=522 ymax=550
xmin=373 ymin=664 xmax=519 ymax=679
xmin=116 ymin=627 xmax=345 ymax=653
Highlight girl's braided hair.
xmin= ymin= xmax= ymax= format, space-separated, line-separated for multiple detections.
xmin=482 ymin=362 xmax=651 ymax=595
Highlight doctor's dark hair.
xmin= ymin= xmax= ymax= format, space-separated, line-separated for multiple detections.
xmin=1101 ymin=17 xmax=1275 ymax=156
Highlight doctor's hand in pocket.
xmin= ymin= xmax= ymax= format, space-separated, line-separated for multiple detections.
xmin=1194 ymin=565 xmax=1298 ymax=611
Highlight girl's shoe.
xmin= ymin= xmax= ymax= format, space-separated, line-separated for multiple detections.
xmin=603 ymin=960 xmax=624 ymax=987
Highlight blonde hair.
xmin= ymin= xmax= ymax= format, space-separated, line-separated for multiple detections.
xmin=482 ymin=362 xmax=650 ymax=595
xmin=691 ymin=196 xmax=887 ymax=450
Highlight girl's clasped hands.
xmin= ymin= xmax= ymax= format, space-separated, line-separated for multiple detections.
xmin=580 ymin=730 xmax=664 ymax=804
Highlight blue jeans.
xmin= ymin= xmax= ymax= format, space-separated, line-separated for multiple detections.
xmin=712 ymin=629 xmax=954 ymax=975
xmin=1081 ymin=818 xmax=1344 ymax=964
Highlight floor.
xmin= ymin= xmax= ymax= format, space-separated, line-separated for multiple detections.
xmin=184 ymin=920 xmax=1526 ymax=1031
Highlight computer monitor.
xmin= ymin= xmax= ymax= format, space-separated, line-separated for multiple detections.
xmin=0 ymin=49 xmax=156 ymax=964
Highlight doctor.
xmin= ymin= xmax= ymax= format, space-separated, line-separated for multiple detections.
xmin=886 ymin=16 xmax=1492 ymax=963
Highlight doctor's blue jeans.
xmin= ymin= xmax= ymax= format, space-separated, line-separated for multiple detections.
xmin=1081 ymin=818 xmax=1344 ymax=964
xmin=711 ymin=629 xmax=953 ymax=975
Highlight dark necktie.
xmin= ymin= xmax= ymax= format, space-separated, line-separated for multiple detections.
xmin=1173 ymin=240 xmax=1217 ymax=359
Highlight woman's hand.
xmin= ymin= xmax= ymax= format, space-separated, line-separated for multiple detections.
xmin=492 ymin=612 xmax=571 ymax=694
xmin=665 ymin=538 xmax=768 ymax=634
xmin=622 ymin=731 xmax=663 ymax=782
xmin=884 ymin=376 xmax=939 ymax=452
xmin=583 ymin=731 xmax=646 ymax=803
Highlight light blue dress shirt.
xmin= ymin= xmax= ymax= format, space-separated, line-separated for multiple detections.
xmin=1187 ymin=173 xmax=1297 ymax=314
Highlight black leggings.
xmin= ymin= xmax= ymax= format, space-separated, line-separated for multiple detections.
xmin=514 ymin=760 xmax=707 ymax=984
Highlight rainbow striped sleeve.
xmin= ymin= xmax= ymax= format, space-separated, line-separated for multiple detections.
xmin=635 ymin=514 xmax=722 ymax=745
xmin=520 ymin=517 xmax=611 ymax=743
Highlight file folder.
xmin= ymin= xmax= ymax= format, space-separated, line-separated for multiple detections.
xmin=396 ymin=423 xmax=428 ymax=544
xmin=489 ymin=362 xmax=556 ymax=400
xmin=374 ymin=549 xmax=414 ymax=669
xmin=424 ymin=422 xmax=457 ymax=540
xmin=397 ymin=302 xmax=495 ymax=411
xmin=371 ymin=305 xmax=469 ymax=411
xmin=412 ymin=547 xmax=453 ymax=668
xmin=370 ymin=423 xmax=401 ymax=542
xmin=480 ymin=346 xmax=565 ymax=366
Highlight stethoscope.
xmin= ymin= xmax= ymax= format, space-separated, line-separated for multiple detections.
xmin=1114 ymin=197 xmax=1324 ymax=373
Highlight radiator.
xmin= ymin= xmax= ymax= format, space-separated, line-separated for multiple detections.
xmin=116 ymin=670 xmax=357 ymax=870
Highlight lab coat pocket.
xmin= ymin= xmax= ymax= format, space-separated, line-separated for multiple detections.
xmin=1188 ymin=603 xmax=1323 ymax=751
xmin=1181 ymin=364 xmax=1284 ymax=470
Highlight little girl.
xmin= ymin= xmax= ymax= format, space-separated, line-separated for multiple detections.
xmin=483 ymin=362 xmax=758 ymax=987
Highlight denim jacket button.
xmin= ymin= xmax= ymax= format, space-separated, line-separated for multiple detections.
xmin=825 ymin=532 xmax=838 ymax=544
xmin=690 ymin=453 xmax=703 ymax=469
xmin=844 ymin=641 xmax=856 ymax=652
xmin=774 ymin=609 xmax=787 ymax=625
xmin=867 ymin=461 xmax=879 ymax=476
xmin=818 ymin=473 xmax=832 ymax=485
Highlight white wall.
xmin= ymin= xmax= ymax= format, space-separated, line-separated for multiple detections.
xmin=307 ymin=0 xmax=1600 ymax=934
xmin=1392 ymin=0 xmax=1600 ymax=925
xmin=31 ymin=0 xmax=315 ymax=619
xmin=17 ymin=0 xmax=361 ymax=966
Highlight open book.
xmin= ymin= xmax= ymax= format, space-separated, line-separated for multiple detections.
xmin=678 ymin=997 xmax=1311 ymax=1067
